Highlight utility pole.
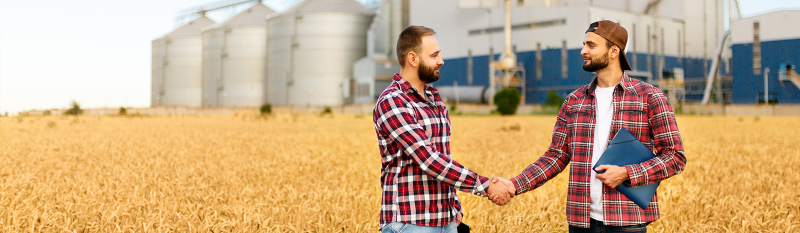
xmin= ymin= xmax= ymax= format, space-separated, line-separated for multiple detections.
xmin=764 ymin=67 xmax=770 ymax=104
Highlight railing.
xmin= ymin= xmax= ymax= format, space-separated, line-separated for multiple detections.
xmin=782 ymin=69 xmax=800 ymax=90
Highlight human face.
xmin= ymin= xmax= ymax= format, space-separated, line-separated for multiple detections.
xmin=581 ymin=32 xmax=611 ymax=72
xmin=417 ymin=36 xmax=444 ymax=84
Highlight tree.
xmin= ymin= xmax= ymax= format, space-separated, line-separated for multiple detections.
xmin=64 ymin=100 xmax=82 ymax=115
xmin=494 ymin=88 xmax=521 ymax=115
xmin=545 ymin=89 xmax=565 ymax=108
xmin=260 ymin=104 xmax=272 ymax=115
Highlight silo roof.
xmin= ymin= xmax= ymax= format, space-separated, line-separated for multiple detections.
xmin=279 ymin=0 xmax=375 ymax=16
xmin=205 ymin=3 xmax=277 ymax=30
xmin=156 ymin=16 xmax=216 ymax=40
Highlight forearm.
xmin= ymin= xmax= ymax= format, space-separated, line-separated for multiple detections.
xmin=625 ymin=147 xmax=686 ymax=187
xmin=407 ymin=144 xmax=491 ymax=195
xmin=511 ymin=101 xmax=572 ymax=195
xmin=627 ymin=94 xmax=687 ymax=187
xmin=510 ymin=148 xmax=570 ymax=195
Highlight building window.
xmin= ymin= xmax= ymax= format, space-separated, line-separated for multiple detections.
xmin=660 ymin=27 xmax=665 ymax=77
xmin=753 ymin=21 xmax=761 ymax=75
xmin=562 ymin=40 xmax=568 ymax=78
xmin=677 ymin=30 xmax=681 ymax=64
xmin=357 ymin=83 xmax=370 ymax=97
xmin=536 ymin=42 xmax=542 ymax=79
xmin=467 ymin=49 xmax=473 ymax=85
xmin=647 ymin=25 xmax=651 ymax=74
xmin=632 ymin=23 xmax=637 ymax=70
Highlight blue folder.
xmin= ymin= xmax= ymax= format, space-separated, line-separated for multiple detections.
xmin=592 ymin=127 xmax=659 ymax=209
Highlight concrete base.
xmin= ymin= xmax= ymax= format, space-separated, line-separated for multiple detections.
xmin=19 ymin=104 xmax=800 ymax=116
xmin=724 ymin=104 xmax=800 ymax=116
xmin=676 ymin=104 xmax=800 ymax=116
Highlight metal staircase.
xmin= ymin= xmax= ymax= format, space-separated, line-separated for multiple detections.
xmin=779 ymin=68 xmax=800 ymax=90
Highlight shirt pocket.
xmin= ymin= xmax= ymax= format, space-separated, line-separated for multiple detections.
xmin=617 ymin=102 xmax=649 ymax=133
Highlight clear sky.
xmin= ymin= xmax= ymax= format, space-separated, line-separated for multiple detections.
xmin=1 ymin=0 xmax=798 ymax=115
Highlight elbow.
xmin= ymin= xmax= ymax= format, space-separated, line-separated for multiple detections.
xmin=672 ymin=150 xmax=687 ymax=175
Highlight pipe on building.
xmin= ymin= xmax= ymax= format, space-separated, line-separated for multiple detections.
xmin=701 ymin=30 xmax=731 ymax=105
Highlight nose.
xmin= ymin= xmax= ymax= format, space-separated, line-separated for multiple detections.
xmin=437 ymin=56 xmax=444 ymax=67
xmin=581 ymin=46 xmax=588 ymax=57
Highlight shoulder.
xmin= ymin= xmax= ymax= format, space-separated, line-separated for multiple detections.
xmin=375 ymin=83 xmax=411 ymax=113
xmin=561 ymin=83 xmax=591 ymax=109
xmin=627 ymin=77 xmax=665 ymax=98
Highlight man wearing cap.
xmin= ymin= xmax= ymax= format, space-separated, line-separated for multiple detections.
xmin=490 ymin=20 xmax=686 ymax=232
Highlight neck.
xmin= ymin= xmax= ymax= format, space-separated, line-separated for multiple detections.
xmin=400 ymin=69 xmax=426 ymax=93
xmin=595 ymin=67 xmax=623 ymax=88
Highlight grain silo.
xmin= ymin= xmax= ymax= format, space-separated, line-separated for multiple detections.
xmin=201 ymin=3 xmax=276 ymax=108
xmin=152 ymin=16 xmax=216 ymax=108
xmin=266 ymin=0 xmax=375 ymax=106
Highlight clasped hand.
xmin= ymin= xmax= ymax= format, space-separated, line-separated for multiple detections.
xmin=486 ymin=177 xmax=516 ymax=206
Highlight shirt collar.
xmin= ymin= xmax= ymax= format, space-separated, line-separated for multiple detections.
xmin=586 ymin=72 xmax=638 ymax=96
xmin=393 ymin=73 xmax=436 ymax=98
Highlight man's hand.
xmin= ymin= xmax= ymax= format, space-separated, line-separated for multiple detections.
xmin=456 ymin=213 xmax=462 ymax=225
xmin=595 ymin=165 xmax=630 ymax=189
xmin=487 ymin=177 xmax=516 ymax=205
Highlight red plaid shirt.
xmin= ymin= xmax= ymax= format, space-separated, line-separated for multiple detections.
xmin=373 ymin=74 xmax=490 ymax=229
xmin=510 ymin=74 xmax=686 ymax=228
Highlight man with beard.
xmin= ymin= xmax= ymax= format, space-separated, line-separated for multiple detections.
xmin=373 ymin=25 xmax=515 ymax=233
xmin=490 ymin=20 xmax=686 ymax=232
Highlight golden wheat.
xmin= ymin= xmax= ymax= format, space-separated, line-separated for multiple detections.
xmin=0 ymin=114 xmax=798 ymax=232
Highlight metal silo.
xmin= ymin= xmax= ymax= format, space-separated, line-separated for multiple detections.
xmin=266 ymin=0 xmax=375 ymax=106
xmin=152 ymin=16 xmax=215 ymax=108
xmin=202 ymin=3 xmax=276 ymax=108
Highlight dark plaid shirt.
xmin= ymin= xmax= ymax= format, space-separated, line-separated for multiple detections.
xmin=510 ymin=74 xmax=686 ymax=228
xmin=374 ymin=74 xmax=490 ymax=229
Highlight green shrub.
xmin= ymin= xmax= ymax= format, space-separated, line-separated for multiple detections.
xmin=260 ymin=104 xmax=272 ymax=115
xmin=545 ymin=89 xmax=565 ymax=108
xmin=494 ymin=87 xmax=521 ymax=115
xmin=119 ymin=107 xmax=127 ymax=115
xmin=64 ymin=100 xmax=82 ymax=115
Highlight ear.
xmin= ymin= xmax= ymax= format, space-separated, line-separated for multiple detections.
xmin=407 ymin=52 xmax=418 ymax=67
xmin=609 ymin=45 xmax=620 ymax=59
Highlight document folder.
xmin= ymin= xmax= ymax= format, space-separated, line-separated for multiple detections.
xmin=592 ymin=127 xmax=659 ymax=209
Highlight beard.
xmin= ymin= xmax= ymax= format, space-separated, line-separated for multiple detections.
xmin=418 ymin=59 xmax=441 ymax=84
xmin=582 ymin=52 xmax=610 ymax=72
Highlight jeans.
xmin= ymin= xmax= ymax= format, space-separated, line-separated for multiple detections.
xmin=381 ymin=221 xmax=458 ymax=233
xmin=568 ymin=219 xmax=648 ymax=233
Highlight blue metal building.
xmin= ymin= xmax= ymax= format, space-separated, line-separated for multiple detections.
xmin=730 ymin=10 xmax=800 ymax=105
xmin=409 ymin=0 xmax=728 ymax=105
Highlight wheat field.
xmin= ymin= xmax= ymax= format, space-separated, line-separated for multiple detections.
xmin=0 ymin=113 xmax=798 ymax=232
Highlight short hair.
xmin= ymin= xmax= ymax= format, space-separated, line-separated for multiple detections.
xmin=396 ymin=25 xmax=436 ymax=67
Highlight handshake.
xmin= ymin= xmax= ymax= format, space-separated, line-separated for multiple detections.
xmin=486 ymin=177 xmax=516 ymax=206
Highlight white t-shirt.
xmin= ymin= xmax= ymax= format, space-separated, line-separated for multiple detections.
xmin=590 ymin=85 xmax=616 ymax=221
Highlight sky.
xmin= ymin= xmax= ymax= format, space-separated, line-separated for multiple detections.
xmin=1 ymin=0 xmax=799 ymax=115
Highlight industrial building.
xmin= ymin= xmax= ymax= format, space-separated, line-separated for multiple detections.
xmin=730 ymin=10 xmax=800 ymax=105
xmin=151 ymin=16 xmax=216 ymax=108
xmin=265 ymin=0 xmax=375 ymax=106
xmin=150 ymin=0 xmax=799 ymax=110
xmin=350 ymin=0 xmax=405 ymax=104
xmin=201 ymin=3 xmax=277 ymax=108
xmin=408 ymin=0 xmax=729 ymax=105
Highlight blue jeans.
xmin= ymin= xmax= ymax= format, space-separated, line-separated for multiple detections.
xmin=568 ymin=219 xmax=648 ymax=233
xmin=381 ymin=221 xmax=458 ymax=233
